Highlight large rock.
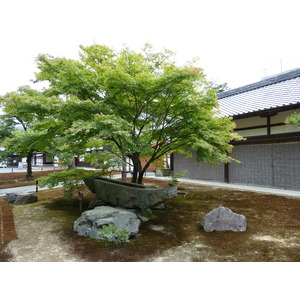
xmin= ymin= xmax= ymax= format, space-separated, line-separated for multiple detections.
xmin=200 ymin=206 xmax=247 ymax=232
xmin=73 ymin=206 xmax=141 ymax=240
xmin=4 ymin=193 xmax=38 ymax=205
xmin=85 ymin=177 xmax=177 ymax=209
xmin=83 ymin=177 xmax=96 ymax=193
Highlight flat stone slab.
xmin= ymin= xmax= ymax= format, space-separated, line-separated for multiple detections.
xmin=4 ymin=193 xmax=38 ymax=205
xmin=200 ymin=206 xmax=247 ymax=232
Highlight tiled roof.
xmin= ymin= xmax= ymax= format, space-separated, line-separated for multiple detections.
xmin=217 ymin=68 xmax=300 ymax=117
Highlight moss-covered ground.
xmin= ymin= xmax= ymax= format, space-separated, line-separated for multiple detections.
xmin=1 ymin=178 xmax=300 ymax=261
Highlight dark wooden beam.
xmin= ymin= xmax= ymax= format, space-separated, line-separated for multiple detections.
xmin=232 ymin=132 xmax=300 ymax=145
xmin=235 ymin=122 xmax=285 ymax=132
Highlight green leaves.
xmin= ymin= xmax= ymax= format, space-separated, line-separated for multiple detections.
xmin=0 ymin=115 xmax=16 ymax=143
xmin=98 ymin=224 xmax=129 ymax=244
xmin=1 ymin=86 xmax=61 ymax=154
xmin=1 ymin=43 xmax=242 ymax=183
xmin=3 ymin=129 xmax=49 ymax=156
xmin=285 ymin=113 xmax=300 ymax=126
xmin=38 ymin=168 xmax=105 ymax=188
xmin=38 ymin=168 xmax=106 ymax=200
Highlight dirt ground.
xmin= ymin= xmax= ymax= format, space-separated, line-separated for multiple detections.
xmin=0 ymin=170 xmax=62 ymax=189
xmin=1 ymin=177 xmax=300 ymax=262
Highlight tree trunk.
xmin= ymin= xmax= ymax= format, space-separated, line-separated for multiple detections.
xmin=137 ymin=158 xmax=155 ymax=184
xmin=137 ymin=171 xmax=145 ymax=184
xmin=130 ymin=154 xmax=155 ymax=184
xmin=131 ymin=153 xmax=142 ymax=184
xmin=121 ymin=156 xmax=127 ymax=181
xmin=71 ymin=158 xmax=76 ymax=169
xmin=122 ymin=170 xmax=127 ymax=181
xmin=132 ymin=169 xmax=138 ymax=183
xmin=26 ymin=152 xmax=33 ymax=180
xmin=68 ymin=158 xmax=76 ymax=169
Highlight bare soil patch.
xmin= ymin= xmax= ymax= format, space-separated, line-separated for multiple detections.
xmin=1 ymin=178 xmax=300 ymax=262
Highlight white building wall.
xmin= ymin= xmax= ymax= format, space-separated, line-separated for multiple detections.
xmin=234 ymin=109 xmax=300 ymax=138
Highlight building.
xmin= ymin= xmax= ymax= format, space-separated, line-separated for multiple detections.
xmin=173 ymin=68 xmax=300 ymax=190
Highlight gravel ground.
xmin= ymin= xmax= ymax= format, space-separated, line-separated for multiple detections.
xmin=2 ymin=203 xmax=85 ymax=262
xmin=1 ymin=202 xmax=205 ymax=262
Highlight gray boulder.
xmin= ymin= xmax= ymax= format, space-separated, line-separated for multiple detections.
xmin=85 ymin=177 xmax=177 ymax=209
xmin=200 ymin=206 xmax=247 ymax=232
xmin=73 ymin=206 xmax=141 ymax=240
xmin=4 ymin=193 xmax=38 ymax=205
xmin=87 ymin=201 xmax=155 ymax=222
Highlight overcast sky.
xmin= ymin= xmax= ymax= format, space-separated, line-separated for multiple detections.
xmin=1 ymin=0 xmax=300 ymax=95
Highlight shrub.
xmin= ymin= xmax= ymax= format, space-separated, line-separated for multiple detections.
xmin=38 ymin=168 xmax=105 ymax=199
xmin=168 ymin=170 xmax=187 ymax=186
xmin=98 ymin=224 xmax=129 ymax=244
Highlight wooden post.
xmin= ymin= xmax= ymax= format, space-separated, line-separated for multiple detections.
xmin=36 ymin=180 xmax=39 ymax=192
xmin=267 ymin=115 xmax=271 ymax=135
xmin=78 ymin=191 xmax=84 ymax=211
xmin=224 ymin=163 xmax=229 ymax=183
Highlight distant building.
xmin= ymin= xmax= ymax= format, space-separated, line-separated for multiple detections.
xmin=173 ymin=68 xmax=300 ymax=190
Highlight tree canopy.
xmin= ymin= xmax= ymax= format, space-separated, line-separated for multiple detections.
xmin=0 ymin=114 xmax=16 ymax=165
xmin=0 ymin=86 xmax=59 ymax=177
xmin=1 ymin=44 xmax=241 ymax=183
xmin=33 ymin=44 xmax=241 ymax=183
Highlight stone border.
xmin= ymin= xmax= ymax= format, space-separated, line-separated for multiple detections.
xmin=0 ymin=202 xmax=4 ymax=244
xmin=0 ymin=199 xmax=18 ymax=245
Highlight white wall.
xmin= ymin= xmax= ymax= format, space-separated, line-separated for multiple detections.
xmin=235 ymin=109 xmax=300 ymax=137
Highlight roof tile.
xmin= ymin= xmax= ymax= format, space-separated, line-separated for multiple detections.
xmin=217 ymin=69 xmax=300 ymax=117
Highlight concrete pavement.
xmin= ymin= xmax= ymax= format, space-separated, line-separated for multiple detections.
xmin=170 ymin=177 xmax=300 ymax=198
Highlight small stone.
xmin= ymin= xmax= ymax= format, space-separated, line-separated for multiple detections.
xmin=4 ymin=193 xmax=38 ymax=205
xmin=153 ymin=203 xmax=166 ymax=210
xmin=200 ymin=206 xmax=247 ymax=232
